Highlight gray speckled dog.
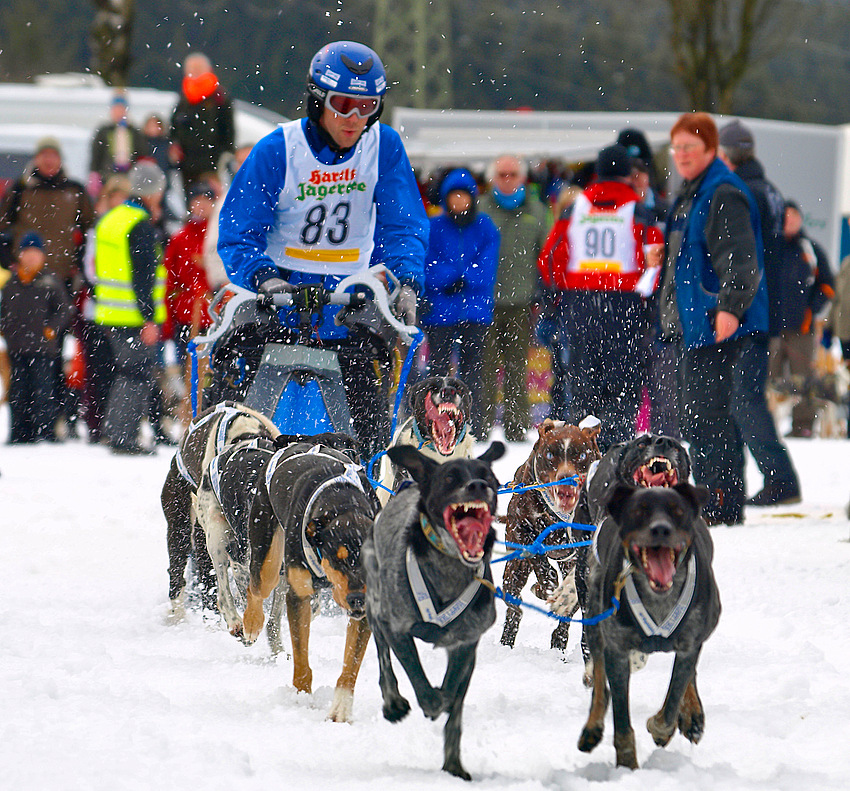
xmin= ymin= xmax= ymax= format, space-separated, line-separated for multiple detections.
xmin=364 ymin=442 xmax=505 ymax=781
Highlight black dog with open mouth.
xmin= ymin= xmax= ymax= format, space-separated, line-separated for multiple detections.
xmin=365 ymin=442 xmax=505 ymax=780
xmin=578 ymin=482 xmax=721 ymax=769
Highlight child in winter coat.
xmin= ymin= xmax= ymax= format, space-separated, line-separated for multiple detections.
xmin=0 ymin=232 xmax=73 ymax=442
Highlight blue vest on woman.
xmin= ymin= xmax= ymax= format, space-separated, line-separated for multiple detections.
xmin=671 ymin=158 xmax=769 ymax=350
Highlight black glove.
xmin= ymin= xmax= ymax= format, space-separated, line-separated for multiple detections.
xmin=258 ymin=277 xmax=292 ymax=296
xmin=442 ymin=278 xmax=465 ymax=296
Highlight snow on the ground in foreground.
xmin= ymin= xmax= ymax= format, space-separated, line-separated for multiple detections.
xmin=1 ymin=421 xmax=849 ymax=791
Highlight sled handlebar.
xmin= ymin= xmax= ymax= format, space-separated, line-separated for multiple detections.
xmin=192 ymin=266 xmax=418 ymax=348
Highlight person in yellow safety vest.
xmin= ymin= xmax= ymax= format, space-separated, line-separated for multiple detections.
xmin=95 ymin=161 xmax=167 ymax=455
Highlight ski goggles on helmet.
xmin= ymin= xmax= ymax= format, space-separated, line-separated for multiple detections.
xmin=325 ymin=91 xmax=381 ymax=118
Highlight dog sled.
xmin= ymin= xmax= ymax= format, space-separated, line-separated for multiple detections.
xmin=189 ymin=266 xmax=420 ymax=444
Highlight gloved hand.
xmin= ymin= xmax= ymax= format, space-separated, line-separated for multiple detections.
xmin=395 ymin=284 xmax=418 ymax=325
xmin=259 ymin=277 xmax=292 ymax=296
xmin=442 ymin=278 xmax=465 ymax=296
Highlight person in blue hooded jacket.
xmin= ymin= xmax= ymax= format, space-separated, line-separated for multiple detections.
xmin=216 ymin=41 xmax=428 ymax=456
xmin=421 ymin=168 xmax=500 ymax=438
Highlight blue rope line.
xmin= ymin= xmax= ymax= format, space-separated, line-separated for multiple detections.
xmin=391 ymin=329 xmax=424 ymax=438
xmin=187 ymin=340 xmax=199 ymax=418
xmin=494 ymin=586 xmax=620 ymax=625
xmin=498 ymin=475 xmax=579 ymax=495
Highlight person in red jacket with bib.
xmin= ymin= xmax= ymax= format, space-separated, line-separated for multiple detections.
xmin=538 ymin=144 xmax=663 ymax=450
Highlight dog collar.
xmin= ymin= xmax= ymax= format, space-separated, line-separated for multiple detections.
xmin=531 ymin=456 xmax=582 ymax=521
xmin=623 ymin=555 xmax=697 ymax=639
xmin=405 ymin=546 xmax=483 ymax=628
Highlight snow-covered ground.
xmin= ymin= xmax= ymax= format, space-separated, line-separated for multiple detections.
xmin=2 ymin=408 xmax=849 ymax=791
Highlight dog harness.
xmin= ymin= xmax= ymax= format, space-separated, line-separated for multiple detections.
xmin=622 ymin=555 xmax=697 ymax=639
xmin=207 ymin=437 xmax=266 ymax=505
xmin=264 ymin=444 xmax=371 ymax=579
xmin=175 ymin=403 xmax=245 ymax=488
xmin=405 ymin=547 xmax=483 ymax=628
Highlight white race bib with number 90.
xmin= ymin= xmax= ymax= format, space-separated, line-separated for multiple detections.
xmin=567 ymin=193 xmax=637 ymax=274
xmin=265 ymin=119 xmax=379 ymax=276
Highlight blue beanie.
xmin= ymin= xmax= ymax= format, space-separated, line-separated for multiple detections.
xmin=18 ymin=231 xmax=45 ymax=252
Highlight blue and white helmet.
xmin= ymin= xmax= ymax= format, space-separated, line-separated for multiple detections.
xmin=306 ymin=41 xmax=387 ymax=127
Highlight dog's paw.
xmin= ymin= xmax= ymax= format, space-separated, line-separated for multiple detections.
xmin=629 ymin=651 xmax=648 ymax=673
xmin=382 ymin=693 xmax=411 ymax=723
xmin=646 ymin=712 xmax=676 ymax=747
xmin=678 ymin=707 xmax=705 ymax=744
xmin=614 ymin=730 xmax=639 ymax=769
xmin=582 ymin=659 xmax=594 ymax=688
xmin=228 ymin=620 xmax=244 ymax=639
xmin=578 ymin=723 xmax=603 ymax=753
xmin=547 ymin=578 xmax=578 ymax=616
xmin=327 ymin=687 xmax=354 ymax=723
xmin=442 ymin=758 xmax=471 ymax=782
xmin=419 ymin=687 xmax=445 ymax=720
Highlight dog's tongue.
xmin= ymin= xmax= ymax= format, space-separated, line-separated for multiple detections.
xmin=444 ymin=505 xmax=491 ymax=558
xmin=642 ymin=546 xmax=677 ymax=590
xmin=431 ymin=411 xmax=458 ymax=455
xmin=635 ymin=467 xmax=679 ymax=488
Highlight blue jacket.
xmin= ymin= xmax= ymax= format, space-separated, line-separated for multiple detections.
xmin=421 ymin=170 xmax=500 ymax=326
xmin=217 ymin=118 xmax=428 ymax=338
xmin=670 ymin=158 xmax=769 ymax=349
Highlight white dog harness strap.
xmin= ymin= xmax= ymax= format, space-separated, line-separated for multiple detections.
xmin=623 ymin=555 xmax=697 ymax=639
xmin=405 ymin=547 xmax=483 ymax=628
xmin=175 ymin=403 xmax=243 ymax=488
xmin=299 ymin=463 xmax=369 ymax=578
xmin=208 ymin=438 xmax=264 ymax=505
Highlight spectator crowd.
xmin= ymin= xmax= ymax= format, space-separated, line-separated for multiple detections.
xmin=1 ymin=53 xmax=848 ymax=523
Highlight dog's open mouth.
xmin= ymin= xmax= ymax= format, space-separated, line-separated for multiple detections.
xmin=552 ymin=483 xmax=578 ymax=513
xmin=631 ymin=543 xmax=685 ymax=592
xmin=633 ymin=457 xmax=679 ymax=488
xmin=443 ymin=500 xmax=492 ymax=562
xmin=425 ymin=393 xmax=465 ymax=456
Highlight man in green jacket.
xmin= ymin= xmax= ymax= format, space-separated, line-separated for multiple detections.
xmin=479 ymin=155 xmax=549 ymax=441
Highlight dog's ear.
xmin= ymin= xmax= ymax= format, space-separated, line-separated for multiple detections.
xmin=387 ymin=445 xmax=438 ymax=485
xmin=538 ymin=418 xmax=565 ymax=437
xmin=673 ymin=482 xmax=710 ymax=515
xmin=405 ymin=379 xmax=430 ymax=412
xmin=607 ymin=483 xmax=637 ymax=525
xmin=477 ymin=441 xmax=506 ymax=465
xmin=274 ymin=433 xmax=306 ymax=448
xmin=579 ymin=414 xmax=602 ymax=442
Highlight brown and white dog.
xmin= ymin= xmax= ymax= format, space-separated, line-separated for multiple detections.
xmin=162 ymin=401 xmax=280 ymax=615
xmin=377 ymin=376 xmax=475 ymax=506
xmin=499 ymin=417 xmax=602 ymax=650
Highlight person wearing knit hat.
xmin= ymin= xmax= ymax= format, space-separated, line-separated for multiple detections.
xmin=35 ymin=136 xmax=63 ymax=157
xmin=537 ymin=144 xmax=664 ymax=451
xmin=595 ymin=143 xmax=633 ymax=181
xmin=89 ymin=91 xmax=148 ymax=196
xmin=170 ymin=52 xmax=235 ymax=198
xmin=17 ymin=231 xmax=45 ymax=252
xmin=1 ymin=224 xmax=73 ymax=443
xmin=93 ymin=158 xmax=168 ymax=454
xmin=716 ymin=118 xmax=803 ymax=507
